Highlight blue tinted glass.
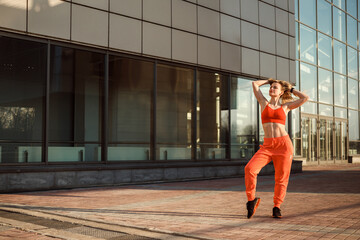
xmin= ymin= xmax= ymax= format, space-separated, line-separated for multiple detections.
xmin=317 ymin=0 xmax=332 ymax=35
xmin=333 ymin=0 xmax=346 ymax=10
xmin=318 ymin=68 xmax=333 ymax=104
xmin=347 ymin=0 xmax=357 ymax=17
xmin=348 ymin=78 xmax=359 ymax=109
xmin=296 ymin=23 xmax=299 ymax=59
xmin=347 ymin=16 xmax=357 ymax=48
xmin=295 ymin=0 xmax=298 ymax=20
xmin=318 ymin=33 xmax=332 ymax=69
xmin=348 ymin=47 xmax=358 ymax=79
xmin=299 ymin=0 xmax=316 ymax=27
xmin=333 ymin=8 xmax=346 ymax=41
xmin=334 ymin=73 xmax=347 ymax=107
xmin=300 ymin=24 xmax=316 ymax=64
xmin=300 ymin=62 xmax=317 ymax=101
xmin=334 ymin=40 xmax=346 ymax=74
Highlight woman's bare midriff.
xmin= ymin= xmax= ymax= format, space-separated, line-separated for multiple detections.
xmin=262 ymin=122 xmax=288 ymax=138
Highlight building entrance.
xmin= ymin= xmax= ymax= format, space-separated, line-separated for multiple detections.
xmin=301 ymin=115 xmax=348 ymax=164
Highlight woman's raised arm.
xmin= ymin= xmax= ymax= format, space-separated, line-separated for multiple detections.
xmin=285 ymin=89 xmax=309 ymax=110
xmin=252 ymin=79 xmax=269 ymax=107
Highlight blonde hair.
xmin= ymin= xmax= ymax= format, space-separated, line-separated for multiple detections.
xmin=268 ymin=79 xmax=294 ymax=104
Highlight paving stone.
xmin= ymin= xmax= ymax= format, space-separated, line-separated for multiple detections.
xmin=0 ymin=163 xmax=359 ymax=240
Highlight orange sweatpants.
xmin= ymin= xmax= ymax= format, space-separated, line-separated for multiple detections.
xmin=245 ymin=135 xmax=294 ymax=208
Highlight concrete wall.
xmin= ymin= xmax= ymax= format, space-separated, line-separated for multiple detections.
xmin=0 ymin=160 xmax=302 ymax=193
xmin=0 ymin=0 xmax=296 ymax=80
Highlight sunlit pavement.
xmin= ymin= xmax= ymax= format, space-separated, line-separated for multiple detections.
xmin=0 ymin=163 xmax=359 ymax=240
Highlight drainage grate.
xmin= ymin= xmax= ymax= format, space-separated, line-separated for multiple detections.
xmin=108 ymin=235 xmax=159 ymax=240
xmin=0 ymin=210 xmax=158 ymax=240
xmin=0 ymin=210 xmax=77 ymax=229
xmin=67 ymin=226 xmax=127 ymax=239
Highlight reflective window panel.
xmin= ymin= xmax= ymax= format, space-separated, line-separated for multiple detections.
xmin=291 ymin=108 xmax=301 ymax=156
xmin=348 ymin=47 xmax=358 ymax=79
xmin=349 ymin=110 xmax=359 ymax=141
xmin=318 ymin=68 xmax=333 ymax=104
xmin=348 ymin=78 xmax=359 ymax=109
xmin=49 ymin=46 xmax=104 ymax=162
xmin=295 ymin=22 xmax=299 ymax=59
xmin=197 ymin=71 xmax=229 ymax=160
xmin=300 ymin=24 xmax=316 ymax=64
xmin=156 ymin=64 xmax=194 ymax=160
xmin=319 ymin=104 xmax=333 ymax=116
xmin=335 ymin=107 xmax=347 ymax=119
xmin=317 ymin=0 xmax=332 ymax=35
xmin=349 ymin=141 xmax=360 ymax=155
xmin=334 ymin=73 xmax=347 ymax=107
xmin=0 ymin=36 xmax=47 ymax=163
xmin=299 ymin=0 xmax=316 ymax=27
xmin=333 ymin=8 xmax=346 ymax=42
xmin=318 ymin=33 xmax=332 ymax=70
xmin=333 ymin=0 xmax=345 ymax=10
xmin=230 ymin=77 xmax=257 ymax=160
xmin=334 ymin=40 xmax=346 ymax=75
xmin=347 ymin=16 xmax=357 ymax=48
xmin=300 ymin=62 xmax=317 ymax=101
xmin=108 ymin=57 xmax=153 ymax=161
xmin=301 ymin=101 xmax=317 ymax=114
xmin=347 ymin=0 xmax=357 ymax=17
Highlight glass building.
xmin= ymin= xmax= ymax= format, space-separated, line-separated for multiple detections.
xmin=295 ymin=0 xmax=360 ymax=164
xmin=0 ymin=0 xmax=358 ymax=192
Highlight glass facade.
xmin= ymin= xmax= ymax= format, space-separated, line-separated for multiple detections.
xmin=157 ymin=65 xmax=193 ymax=160
xmin=296 ymin=0 xmax=360 ymax=160
xmin=108 ymin=57 xmax=153 ymax=161
xmin=49 ymin=46 xmax=104 ymax=162
xmin=0 ymin=36 xmax=46 ymax=163
xmin=1 ymin=0 xmax=359 ymax=167
xmin=0 ymin=35 xmax=263 ymax=164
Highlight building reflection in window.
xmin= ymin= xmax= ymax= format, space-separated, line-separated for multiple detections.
xmin=108 ymin=57 xmax=153 ymax=161
xmin=197 ymin=71 xmax=229 ymax=160
xmin=49 ymin=46 xmax=104 ymax=162
xmin=0 ymin=36 xmax=46 ymax=163
xmin=156 ymin=64 xmax=194 ymax=160
xmin=230 ymin=77 xmax=257 ymax=160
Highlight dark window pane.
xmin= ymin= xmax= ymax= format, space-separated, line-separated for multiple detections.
xmin=156 ymin=64 xmax=193 ymax=160
xmin=0 ymin=36 xmax=46 ymax=163
xmin=197 ymin=71 xmax=229 ymax=160
xmin=49 ymin=46 xmax=104 ymax=162
xmin=108 ymin=57 xmax=153 ymax=161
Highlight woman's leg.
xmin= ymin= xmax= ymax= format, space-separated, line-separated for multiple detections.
xmin=272 ymin=139 xmax=294 ymax=208
xmin=245 ymin=149 xmax=272 ymax=201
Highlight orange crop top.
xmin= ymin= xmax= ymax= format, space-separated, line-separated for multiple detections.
xmin=261 ymin=104 xmax=287 ymax=125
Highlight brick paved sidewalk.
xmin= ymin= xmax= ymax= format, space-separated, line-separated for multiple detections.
xmin=0 ymin=163 xmax=359 ymax=240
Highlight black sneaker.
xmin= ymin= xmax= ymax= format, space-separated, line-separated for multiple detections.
xmin=246 ymin=197 xmax=260 ymax=219
xmin=272 ymin=207 xmax=282 ymax=218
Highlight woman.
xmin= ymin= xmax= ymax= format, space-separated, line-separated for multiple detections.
xmin=245 ymin=78 xmax=309 ymax=219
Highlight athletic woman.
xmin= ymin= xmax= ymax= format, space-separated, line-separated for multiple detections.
xmin=245 ymin=78 xmax=309 ymax=219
